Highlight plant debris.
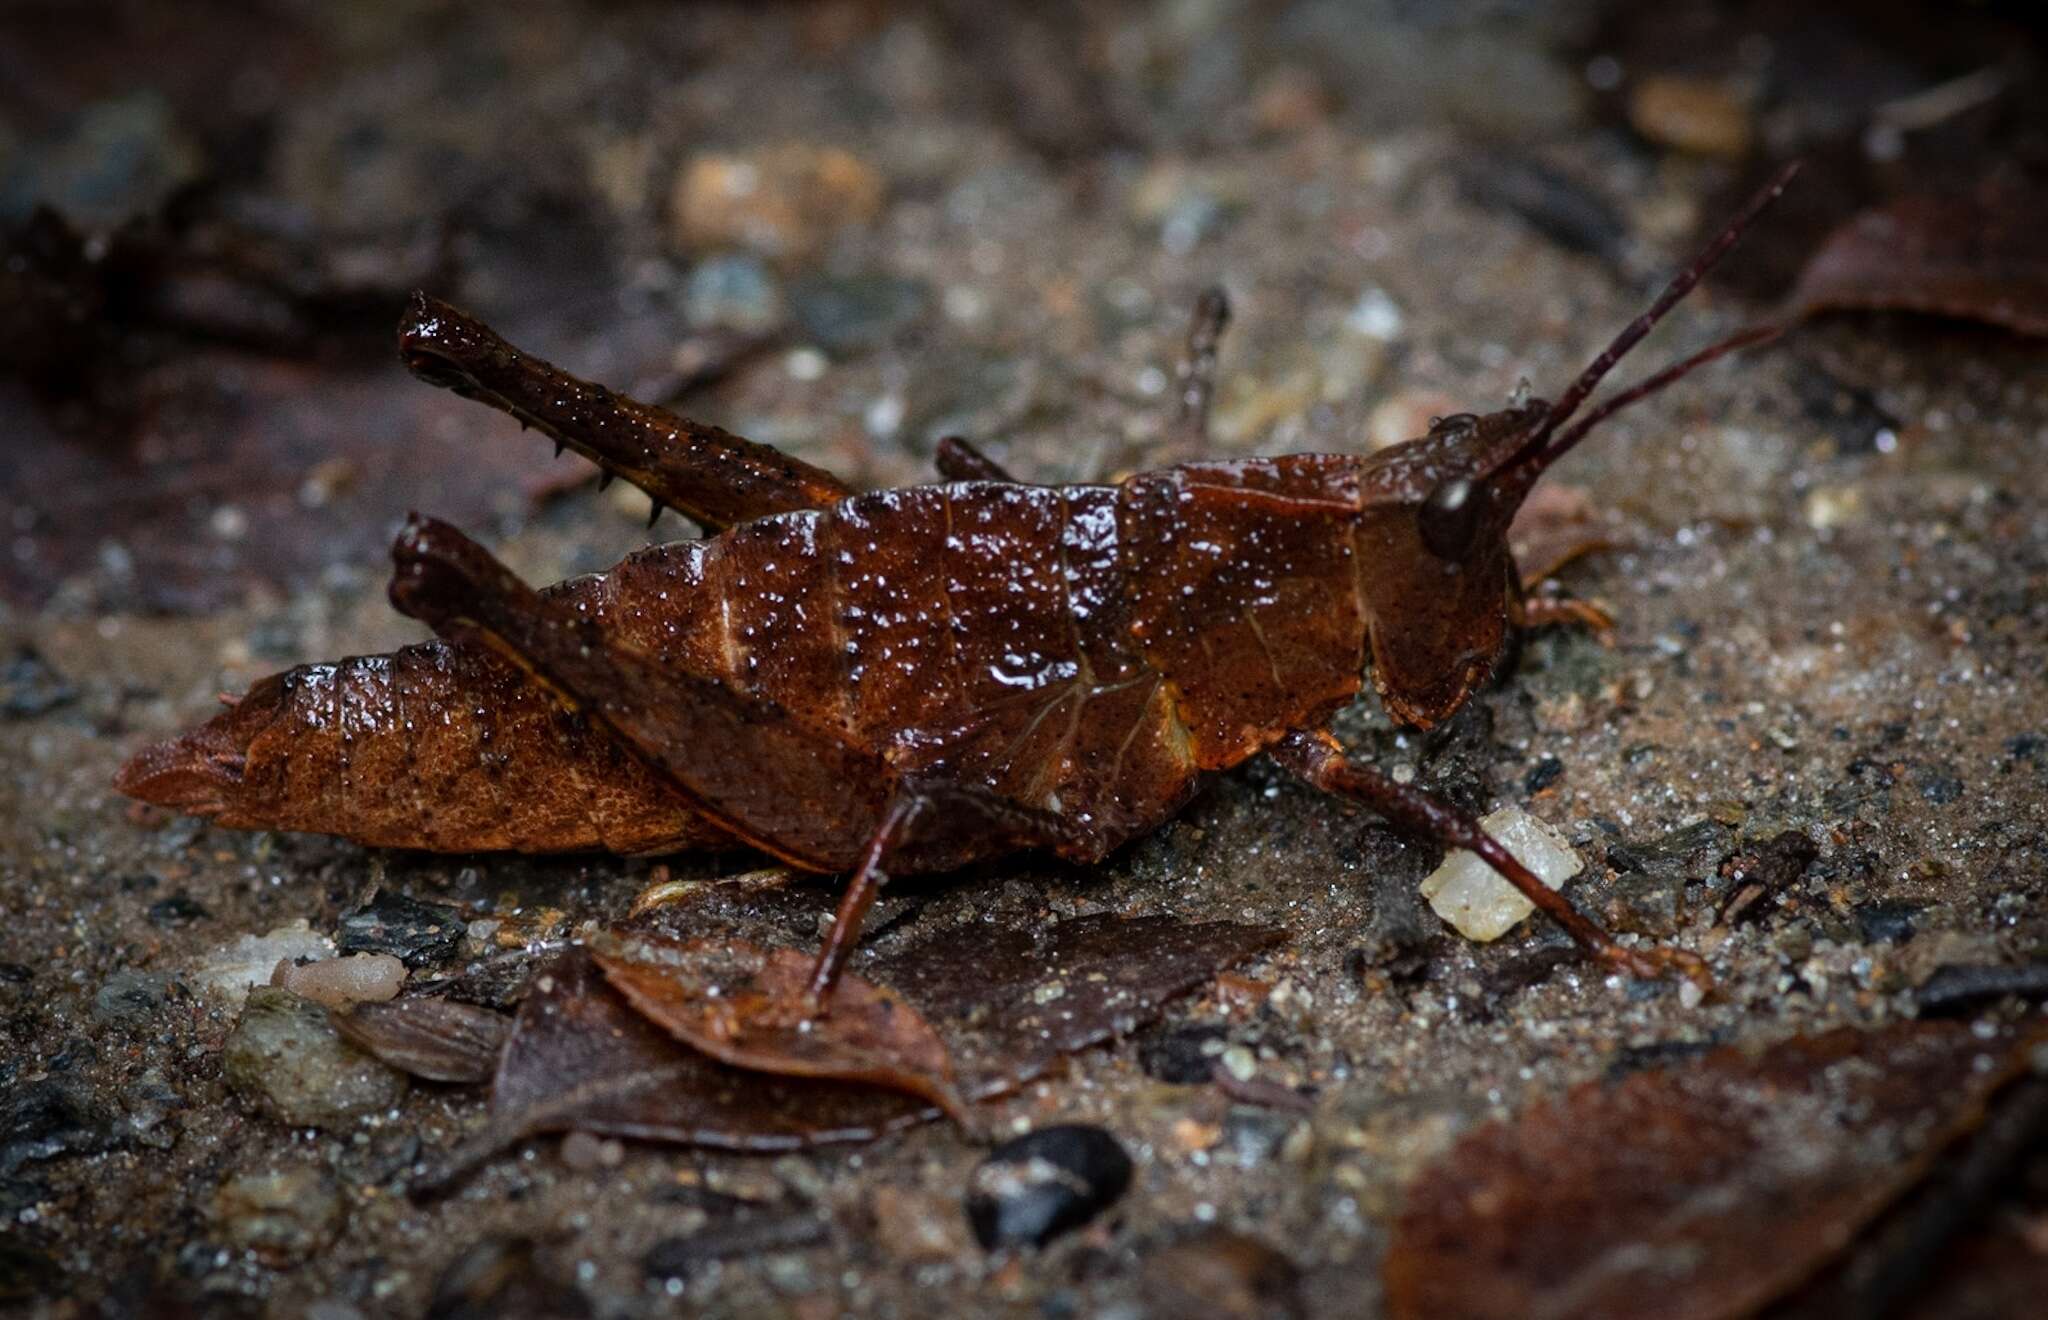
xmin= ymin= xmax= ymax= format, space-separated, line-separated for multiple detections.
xmin=642 ymin=1213 xmax=832 ymax=1284
xmin=416 ymin=912 xmax=1281 ymax=1187
xmin=420 ymin=953 xmax=932 ymax=1189
xmin=867 ymin=913 xmax=1288 ymax=1097
xmin=1788 ymin=186 xmax=2048 ymax=336
xmin=593 ymin=932 xmax=972 ymax=1123
xmin=1914 ymin=962 xmax=2048 ymax=1015
xmin=1382 ymin=1022 xmax=2047 ymax=1320
xmin=331 ymin=998 xmax=511 ymax=1084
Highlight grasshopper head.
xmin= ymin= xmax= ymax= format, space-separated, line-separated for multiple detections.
xmin=1352 ymin=164 xmax=1798 ymax=727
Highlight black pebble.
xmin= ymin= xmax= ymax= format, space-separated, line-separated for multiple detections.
xmin=966 ymin=1124 xmax=1132 ymax=1249
xmin=1138 ymin=1024 xmax=1226 ymax=1084
xmin=338 ymin=891 xmax=466 ymax=967
xmin=1854 ymin=900 xmax=1922 ymax=944
xmin=1523 ymin=755 xmax=1564 ymax=794
xmin=146 ymin=893 xmax=209 ymax=926
xmin=1 ymin=1079 xmax=119 ymax=1178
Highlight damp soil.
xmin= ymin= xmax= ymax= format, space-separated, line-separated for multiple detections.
xmin=4 ymin=2 xmax=2047 ymax=1316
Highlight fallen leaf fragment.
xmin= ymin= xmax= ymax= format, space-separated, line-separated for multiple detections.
xmin=331 ymin=998 xmax=512 ymax=1084
xmin=593 ymin=933 xmax=971 ymax=1123
xmin=420 ymin=914 xmax=1283 ymax=1188
xmin=1781 ymin=1073 xmax=2048 ymax=1316
xmin=1789 ymin=187 xmax=2048 ymax=336
xmin=416 ymin=953 xmax=928 ymax=1192
xmin=871 ymin=913 xmax=1288 ymax=1098
xmin=1384 ymin=1021 xmax=2044 ymax=1320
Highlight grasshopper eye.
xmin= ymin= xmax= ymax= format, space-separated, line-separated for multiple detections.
xmin=1429 ymin=412 xmax=1479 ymax=440
xmin=1419 ymin=477 xmax=1484 ymax=561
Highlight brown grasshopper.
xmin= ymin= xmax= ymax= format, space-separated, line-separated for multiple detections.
xmin=119 ymin=165 xmax=1799 ymax=1008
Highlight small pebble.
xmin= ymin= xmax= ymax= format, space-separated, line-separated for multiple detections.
xmin=683 ymin=253 xmax=782 ymax=332
xmin=1606 ymin=873 xmax=1686 ymax=938
xmin=274 ymin=954 xmax=406 ymax=1008
xmin=869 ymin=1184 xmax=969 ymax=1263
xmin=1344 ymin=286 xmax=1404 ymax=341
xmin=1141 ymin=1229 xmax=1303 ymax=1320
xmin=788 ymin=272 xmax=928 ymax=353
xmin=1221 ymin=1107 xmax=1298 ymax=1166
xmin=223 ymin=987 xmax=407 ymax=1128
xmin=1524 ymin=756 xmax=1564 ymax=794
xmin=560 ymin=1131 xmax=624 ymax=1171
xmin=336 ymin=892 xmax=465 ymax=968
xmin=191 ymin=922 xmax=334 ymax=1006
xmin=1420 ymin=807 xmax=1583 ymax=942
xmin=670 ymin=145 xmax=884 ymax=260
xmin=1139 ymin=1024 xmax=1228 ymax=1084
xmin=92 ymin=969 xmax=168 ymax=1029
xmin=965 ymin=1125 xmax=1132 ymax=1250
xmin=145 ymin=893 xmax=209 ymax=926
xmin=1855 ymin=901 xmax=1922 ymax=944
xmin=0 ymin=646 xmax=77 ymax=719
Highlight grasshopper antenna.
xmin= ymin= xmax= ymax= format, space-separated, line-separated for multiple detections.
xmin=1535 ymin=320 xmax=1784 ymax=463
xmin=1502 ymin=160 xmax=1800 ymax=473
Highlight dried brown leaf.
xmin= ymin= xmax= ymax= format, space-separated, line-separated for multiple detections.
xmin=421 ymin=913 xmax=1282 ymax=1188
xmin=1790 ymin=188 xmax=2048 ymax=336
xmin=870 ymin=913 xmax=1289 ymax=1098
xmin=418 ymin=953 xmax=929 ymax=1191
xmin=593 ymin=934 xmax=969 ymax=1120
xmin=1383 ymin=1022 xmax=2045 ymax=1320
xmin=330 ymin=998 xmax=512 ymax=1084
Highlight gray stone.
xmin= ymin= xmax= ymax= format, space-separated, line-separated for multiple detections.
xmin=92 ymin=969 xmax=169 ymax=1029
xmin=223 ymin=988 xmax=406 ymax=1128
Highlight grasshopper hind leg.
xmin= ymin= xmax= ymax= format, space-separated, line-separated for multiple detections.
xmin=397 ymin=294 xmax=854 ymax=532
xmin=388 ymin=514 xmax=1087 ymax=1009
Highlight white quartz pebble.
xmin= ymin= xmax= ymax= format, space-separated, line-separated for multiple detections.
xmin=1420 ymin=807 xmax=1584 ymax=942
xmin=191 ymin=920 xmax=335 ymax=1006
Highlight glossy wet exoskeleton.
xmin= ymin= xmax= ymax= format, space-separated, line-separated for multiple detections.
xmin=119 ymin=167 xmax=1799 ymax=1007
